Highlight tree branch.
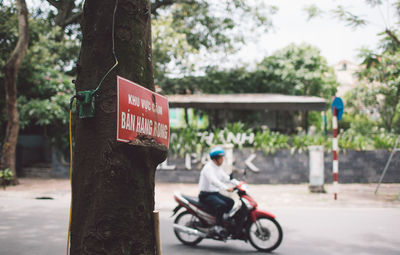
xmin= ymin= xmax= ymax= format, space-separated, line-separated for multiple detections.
xmin=46 ymin=0 xmax=60 ymax=9
xmin=64 ymin=11 xmax=82 ymax=26
xmin=385 ymin=29 xmax=400 ymax=46
xmin=151 ymin=0 xmax=174 ymax=15
xmin=151 ymin=0 xmax=197 ymax=15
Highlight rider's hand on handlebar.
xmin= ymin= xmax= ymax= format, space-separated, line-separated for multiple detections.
xmin=227 ymin=187 xmax=234 ymax=192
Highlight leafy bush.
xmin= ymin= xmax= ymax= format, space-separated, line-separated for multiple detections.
xmin=18 ymin=72 xmax=75 ymax=156
xmin=170 ymin=127 xmax=204 ymax=157
xmin=0 ymin=168 xmax=13 ymax=189
xmin=341 ymin=113 xmax=378 ymax=136
xmin=339 ymin=129 xmax=374 ymax=151
xmin=216 ymin=122 xmax=254 ymax=148
xmin=253 ymin=129 xmax=289 ymax=154
xmin=373 ymin=131 xmax=399 ymax=150
xmin=290 ymin=133 xmax=328 ymax=154
xmin=169 ymin=122 xmax=399 ymax=155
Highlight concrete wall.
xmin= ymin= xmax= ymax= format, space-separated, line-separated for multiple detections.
xmin=155 ymin=149 xmax=400 ymax=184
xmin=18 ymin=147 xmax=400 ymax=184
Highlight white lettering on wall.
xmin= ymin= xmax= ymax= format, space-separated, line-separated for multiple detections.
xmin=158 ymin=151 xmax=260 ymax=173
xmin=240 ymin=133 xmax=254 ymax=146
xmin=193 ymin=132 xmax=255 ymax=146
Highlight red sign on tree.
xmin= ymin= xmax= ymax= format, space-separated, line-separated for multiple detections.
xmin=117 ymin=76 xmax=169 ymax=148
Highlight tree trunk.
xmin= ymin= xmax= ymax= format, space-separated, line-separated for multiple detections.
xmin=0 ymin=0 xmax=29 ymax=184
xmin=70 ymin=0 xmax=167 ymax=254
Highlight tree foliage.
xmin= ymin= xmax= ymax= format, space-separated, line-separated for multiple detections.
xmin=151 ymin=0 xmax=277 ymax=81
xmin=29 ymin=0 xmax=276 ymax=82
xmin=0 ymin=4 xmax=19 ymax=67
xmin=160 ymin=43 xmax=338 ymax=98
xmin=0 ymin=4 xmax=79 ymax=154
xmin=0 ymin=5 xmax=18 ymax=129
xmin=304 ymin=0 xmax=400 ymax=134
xmin=1 ymin=0 xmax=277 ymax=154
xmin=303 ymin=0 xmax=400 ymax=46
xmin=355 ymin=50 xmax=400 ymax=132
xmin=256 ymin=43 xmax=337 ymax=97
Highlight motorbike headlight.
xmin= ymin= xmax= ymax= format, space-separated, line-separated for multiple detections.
xmin=240 ymin=184 xmax=248 ymax=192
xmin=242 ymin=197 xmax=254 ymax=210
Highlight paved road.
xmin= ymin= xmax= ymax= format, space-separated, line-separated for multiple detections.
xmin=161 ymin=207 xmax=400 ymax=255
xmin=1 ymin=196 xmax=400 ymax=255
xmin=0 ymin=196 xmax=68 ymax=255
xmin=1 ymin=180 xmax=400 ymax=254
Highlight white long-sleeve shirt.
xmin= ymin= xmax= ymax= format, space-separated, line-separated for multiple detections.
xmin=199 ymin=160 xmax=231 ymax=192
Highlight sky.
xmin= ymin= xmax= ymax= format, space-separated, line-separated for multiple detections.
xmin=231 ymin=0 xmax=396 ymax=67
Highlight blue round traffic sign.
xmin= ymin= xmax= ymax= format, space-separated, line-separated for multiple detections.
xmin=331 ymin=97 xmax=344 ymax=121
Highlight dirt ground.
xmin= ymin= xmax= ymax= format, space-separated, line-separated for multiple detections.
xmin=1 ymin=178 xmax=399 ymax=209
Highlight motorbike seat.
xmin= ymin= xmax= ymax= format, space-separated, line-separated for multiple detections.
xmin=182 ymin=194 xmax=214 ymax=214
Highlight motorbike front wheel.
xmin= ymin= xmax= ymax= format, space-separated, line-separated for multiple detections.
xmin=247 ymin=216 xmax=283 ymax=252
xmin=173 ymin=211 xmax=204 ymax=246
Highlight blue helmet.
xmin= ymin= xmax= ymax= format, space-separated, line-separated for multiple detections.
xmin=209 ymin=147 xmax=225 ymax=158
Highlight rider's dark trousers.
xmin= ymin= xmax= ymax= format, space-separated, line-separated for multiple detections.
xmin=199 ymin=191 xmax=234 ymax=226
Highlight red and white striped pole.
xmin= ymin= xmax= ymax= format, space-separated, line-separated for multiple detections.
xmin=332 ymin=107 xmax=339 ymax=200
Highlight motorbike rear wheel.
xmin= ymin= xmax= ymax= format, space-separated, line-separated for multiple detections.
xmin=247 ymin=216 xmax=283 ymax=252
xmin=174 ymin=211 xmax=204 ymax=246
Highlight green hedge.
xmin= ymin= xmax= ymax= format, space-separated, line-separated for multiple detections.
xmin=170 ymin=123 xmax=400 ymax=155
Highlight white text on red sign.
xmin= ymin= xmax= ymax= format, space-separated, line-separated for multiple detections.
xmin=117 ymin=76 xmax=169 ymax=147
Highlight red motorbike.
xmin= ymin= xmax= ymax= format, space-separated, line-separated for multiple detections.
xmin=172 ymin=181 xmax=283 ymax=252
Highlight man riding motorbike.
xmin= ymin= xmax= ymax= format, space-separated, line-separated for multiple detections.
xmin=173 ymin=146 xmax=283 ymax=251
xmin=198 ymin=146 xmax=235 ymax=237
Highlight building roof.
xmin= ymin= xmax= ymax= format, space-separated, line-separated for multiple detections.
xmin=167 ymin=93 xmax=327 ymax=111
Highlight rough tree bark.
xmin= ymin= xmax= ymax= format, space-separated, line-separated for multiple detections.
xmin=70 ymin=0 xmax=167 ymax=254
xmin=0 ymin=0 xmax=29 ymax=184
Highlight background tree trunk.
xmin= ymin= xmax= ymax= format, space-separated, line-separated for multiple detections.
xmin=0 ymin=0 xmax=29 ymax=184
xmin=71 ymin=0 xmax=167 ymax=254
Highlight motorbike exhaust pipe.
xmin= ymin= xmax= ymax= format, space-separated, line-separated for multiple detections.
xmin=173 ymin=224 xmax=207 ymax=238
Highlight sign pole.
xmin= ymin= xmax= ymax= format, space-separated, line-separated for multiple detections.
xmin=331 ymin=96 xmax=343 ymax=200
xmin=332 ymin=106 xmax=339 ymax=200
